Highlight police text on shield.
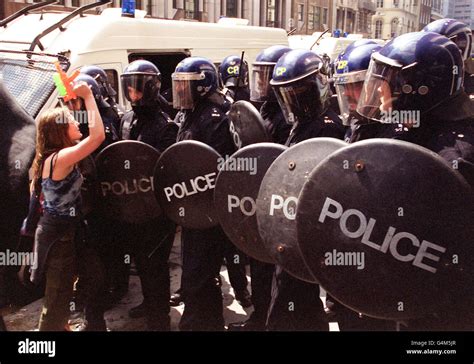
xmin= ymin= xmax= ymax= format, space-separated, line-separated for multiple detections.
xmin=164 ymin=173 xmax=216 ymax=202
xmin=318 ymin=197 xmax=446 ymax=274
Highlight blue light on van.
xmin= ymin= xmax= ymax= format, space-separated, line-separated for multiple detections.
xmin=122 ymin=0 xmax=135 ymax=18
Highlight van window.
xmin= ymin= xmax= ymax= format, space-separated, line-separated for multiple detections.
xmin=128 ymin=53 xmax=189 ymax=94
xmin=105 ymin=69 xmax=119 ymax=98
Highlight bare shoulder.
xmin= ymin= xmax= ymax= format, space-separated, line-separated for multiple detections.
xmin=41 ymin=154 xmax=54 ymax=179
xmin=42 ymin=151 xmax=73 ymax=180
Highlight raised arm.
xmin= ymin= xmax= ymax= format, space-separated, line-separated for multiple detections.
xmin=56 ymin=83 xmax=106 ymax=168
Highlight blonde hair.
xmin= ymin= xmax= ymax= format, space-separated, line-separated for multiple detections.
xmin=31 ymin=107 xmax=75 ymax=189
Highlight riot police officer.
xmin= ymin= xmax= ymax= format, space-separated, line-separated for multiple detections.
xmin=265 ymin=49 xmax=345 ymax=330
xmin=326 ymin=43 xmax=404 ymax=331
xmin=119 ymin=60 xmax=178 ymax=330
xmin=356 ymin=31 xmax=474 ymax=329
xmin=172 ymin=57 xmax=236 ymax=330
xmin=329 ymin=40 xmax=381 ymax=115
xmin=332 ymin=43 xmax=400 ymax=143
xmin=219 ymin=55 xmax=251 ymax=102
xmin=76 ymin=67 xmax=129 ymax=305
xmin=65 ymin=74 xmax=120 ymax=153
xmin=216 ymin=54 xmax=254 ymax=309
xmin=80 ymin=65 xmax=124 ymax=130
xmin=250 ymin=45 xmax=292 ymax=145
xmin=227 ymin=45 xmax=292 ymax=331
xmin=423 ymin=18 xmax=473 ymax=94
xmin=271 ymin=49 xmax=345 ymax=145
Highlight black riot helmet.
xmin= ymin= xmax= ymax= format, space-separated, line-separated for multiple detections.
xmin=121 ymin=60 xmax=161 ymax=107
xmin=219 ymin=55 xmax=249 ymax=88
xmin=270 ymin=49 xmax=330 ymax=124
xmin=250 ymin=45 xmax=292 ymax=103
xmin=357 ymin=32 xmax=464 ymax=125
xmin=81 ymin=65 xmax=117 ymax=99
xmin=423 ymin=19 xmax=472 ymax=61
xmin=171 ymin=57 xmax=219 ymax=110
xmin=61 ymin=74 xmax=108 ymax=111
xmin=334 ymin=43 xmax=382 ymax=125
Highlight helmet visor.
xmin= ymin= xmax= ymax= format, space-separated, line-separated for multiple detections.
xmin=90 ymin=73 xmax=117 ymax=98
xmin=171 ymin=72 xmax=203 ymax=109
xmin=273 ymin=75 xmax=325 ymax=124
xmin=121 ymin=74 xmax=160 ymax=105
xmin=250 ymin=64 xmax=274 ymax=102
xmin=356 ymin=58 xmax=403 ymax=123
xmin=335 ymin=81 xmax=364 ymax=126
xmin=334 ymin=70 xmax=366 ymax=125
xmin=450 ymin=32 xmax=473 ymax=61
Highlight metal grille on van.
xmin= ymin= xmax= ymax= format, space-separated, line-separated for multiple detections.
xmin=0 ymin=51 xmax=69 ymax=118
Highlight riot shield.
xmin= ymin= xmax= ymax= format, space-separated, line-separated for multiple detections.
xmin=228 ymin=100 xmax=270 ymax=149
xmin=154 ymin=140 xmax=221 ymax=230
xmin=214 ymin=142 xmax=287 ymax=263
xmin=297 ymin=139 xmax=474 ymax=320
xmin=95 ymin=140 xmax=161 ymax=223
xmin=256 ymin=137 xmax=348 ymax=282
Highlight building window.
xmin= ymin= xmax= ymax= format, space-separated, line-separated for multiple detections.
xmin=185 ymin=0 xmax=196 ymax=19
xmin=347 ymin=10 xmax=355 ymax=33
xmin=322 ymin=8 xmax=328 ymax=25
xmin=267 ymin=0 xmax=276 ymax=27
xmin=227 ymin=0 xmax=238 ymax=17
xmin=393 ymin=0 xmax=399 ymax=7
xmin=391 ymin=18 xmax=399 ymax=37
xmin=375 ymin=19 xmax=383 ymax=38
xmin=315 ymin=6 xmax=321 ymax=29
xmin=377 ymin=0 xmax=383 ymax=7
xmin=297 ymin=3 xmax=304 ymax=22
xmin=136 ymin=0 xmax=142 ymax=9
xmin=309 ymin=6 xmax=321 ymax=30
xmin=71 ymin=0 xmax=80 ymax=6
xmin=147 ymin=1 xmax=153 ymax=16
xmin=308 ymin=6 xmax=315 ymax=29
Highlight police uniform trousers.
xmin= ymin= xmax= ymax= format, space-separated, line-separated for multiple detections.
xmin=179 ymin=226 xmax=226 ymax=331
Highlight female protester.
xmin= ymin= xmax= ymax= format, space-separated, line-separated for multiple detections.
xmin=30 ymin=82 xmax=105 ymax=331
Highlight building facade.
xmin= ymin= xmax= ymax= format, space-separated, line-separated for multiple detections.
xmin=291 ymin=0 xmax=333 ymax=34
xmin=334 ymin=0 xmax=358 ymax=34
xmin=1 ymin=1 xmax=295 ymax=31
xmin=418 ymin=0 xmax=433 ymax=29
xmin=372 ymin=0 xmax=423 ymax=40
xmin=451 ymin=0 xmax=474 ymax=28
xmin=358 ymin=0 xmax=377 ymax=37
xmin=431 ymin=0 xmax=443 ymax=20
xmin=3 ymin=0 xmax=340 ymax=34
xmin=334 ymin=0 xmax=376 ymax=37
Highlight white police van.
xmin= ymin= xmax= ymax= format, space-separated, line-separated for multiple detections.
xmin=289 ymin=32 xmax=385 ymax=61
xmin=0 ymin=1 xmax=288 ymax=119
